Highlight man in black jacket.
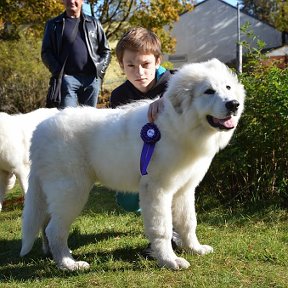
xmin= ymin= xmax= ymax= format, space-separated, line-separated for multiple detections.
xmin=42 ymin=0 xmax=111 ymax=108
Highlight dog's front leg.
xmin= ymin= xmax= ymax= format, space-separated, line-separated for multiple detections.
xmin=172 ymin=185 xmax=213 ymax=255
xmin=139 ymin=180 xmax=190 ymax=270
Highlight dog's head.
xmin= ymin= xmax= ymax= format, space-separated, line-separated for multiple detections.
xmin=164 ymin=58 xmax=245 ymax=132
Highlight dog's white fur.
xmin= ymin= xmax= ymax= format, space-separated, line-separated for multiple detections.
xmin=21 ymin=59 xmax=245 ymax=271
xmin=0 ymin=108 xmax=59 ymax=210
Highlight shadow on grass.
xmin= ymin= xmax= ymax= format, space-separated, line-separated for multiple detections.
xmin=0 ymin=185 xmax=146 ymax=281
xmin=0 ymin=229 xmax=149 ymax=282
xmin=68 ymin=229 xmax=130 ymax=250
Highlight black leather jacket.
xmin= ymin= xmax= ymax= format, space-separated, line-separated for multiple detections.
xmin=41 ymin=12 xmax=111 ymax=79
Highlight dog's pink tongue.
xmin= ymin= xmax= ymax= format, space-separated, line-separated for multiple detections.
xmin=213 ymin=117 xmax=235 ymax=129
xmin=219 ymin=117 xmax=235 ymax=128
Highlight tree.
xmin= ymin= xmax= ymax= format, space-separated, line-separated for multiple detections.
xmin=1 ymin=0 xmax=193 ymax=53
xmin=84 ymin=0 xmax=136 ymax=40
xmin=129 ymin=0 xmax=193 ymax=54
xmin=85 ymin=0 xmax=193 ymax=54
xmin=0 ymin=0 xmax=63 ymax=39
xmin=240 ymin=0 xmax=288 ymax=34
xmin=273 ymin=1 xmax=288 ymax=33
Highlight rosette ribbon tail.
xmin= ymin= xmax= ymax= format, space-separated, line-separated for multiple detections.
xmin=140 ymin=123 xmax=161 ymax=176
xmin=140 ymin=143 xmax=156 ymax=175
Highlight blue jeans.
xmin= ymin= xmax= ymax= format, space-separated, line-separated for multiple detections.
xmin=60 ymin=74 xmax=101 ymax=108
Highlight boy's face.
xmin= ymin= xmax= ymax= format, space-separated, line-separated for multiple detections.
xmin=121 ymin=50 xmax=161 ymax=93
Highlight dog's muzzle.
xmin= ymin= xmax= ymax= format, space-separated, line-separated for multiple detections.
xmin=207 ymin=100 xmax=240 ymax=130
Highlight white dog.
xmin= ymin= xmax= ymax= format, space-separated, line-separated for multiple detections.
xmin=21 ymin=59 xmax=245 ymax=271
xmin=0 ymin=108 xmax=59 ymax=210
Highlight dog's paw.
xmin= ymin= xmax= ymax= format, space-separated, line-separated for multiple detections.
xmin=191 ymin=244 xmax=214 ymax=255
xmin=175 ymin=257 xmax=191 ymax=269
xmin=158 ymin=256 xmax=190 ymax=270
xmin=59 ymin=260 xmax=90 ymax=271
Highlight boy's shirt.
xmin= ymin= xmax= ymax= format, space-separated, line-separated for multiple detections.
xmin=156 ymin=65 xmax=167 ymax=80
xmin=110 ymin=66 xmax=175 ymax=108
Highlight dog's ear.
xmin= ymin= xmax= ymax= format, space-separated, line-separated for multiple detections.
xmin=169 ymin=94 xmax=183 ymax=114
xmin=206 ymin=58 xmax=222 ymax=67
xmin=166 ymin=68 xmax=196 ymax=115
xmin=169 ymin=87 xmax=196 ymax=115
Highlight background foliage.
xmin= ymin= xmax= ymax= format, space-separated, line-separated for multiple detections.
xmin=0 ymin=36 xmax=49 ymax=112
xmin=0 ymin=0 xmax=63 ymax=39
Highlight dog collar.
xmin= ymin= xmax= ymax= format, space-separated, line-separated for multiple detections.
xmin=140 ymin=123 xmax=161 ymax=175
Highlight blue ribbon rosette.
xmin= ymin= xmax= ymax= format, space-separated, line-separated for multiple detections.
xmin=140 ymin=123 xmax=161 ymax=175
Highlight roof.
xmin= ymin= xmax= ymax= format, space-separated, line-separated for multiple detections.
xmin=195 ymin=0 xmax=237 ymax=10
xmin=182 ymin=0 xmax=280 ymax=30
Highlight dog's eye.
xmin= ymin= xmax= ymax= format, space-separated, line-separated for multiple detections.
xmin=226 ymin=85 xmax=231 ymax=90
xmin=205 ymin=88 xmax=216 ymax=95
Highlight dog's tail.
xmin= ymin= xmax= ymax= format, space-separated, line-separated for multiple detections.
xmin=7 ymin=173 xmax=16 ymax=190
xmin=20 ymin=172 xmax=47 ymax=257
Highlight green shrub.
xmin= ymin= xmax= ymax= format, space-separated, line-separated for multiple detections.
xmin=0 ymin=36 xmax=49 ymax=113
xmin=200 ymin=64 xmax=288 ymax=208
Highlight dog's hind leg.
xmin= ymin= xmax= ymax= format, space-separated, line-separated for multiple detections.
xmin=44 ymin=181 xmax=91 ymax=271
xmin=41 ymin=217 xmax=73 ymax=256
xmin=172 ymin=185 xmax=213 ymax=255
xmin=20 ymin=175 xmax=48 ymax=256
xmin=41 ymin=216 xmax=51 ymax=255
xmin=139 ymin=180 xmax=190 ymax=270
xmin=0 ymin=171 xmax=16 ymax=211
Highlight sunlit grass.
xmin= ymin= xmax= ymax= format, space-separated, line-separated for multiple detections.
xmin=0 ymin=184 xmax=287 ymax=287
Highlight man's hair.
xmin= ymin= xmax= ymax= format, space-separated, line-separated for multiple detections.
xmin=116 ymin=27 xmax=162 ymax=65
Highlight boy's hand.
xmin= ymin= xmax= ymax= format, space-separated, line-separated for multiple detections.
xmin=148 ymin=98 xmax=164 ymax=123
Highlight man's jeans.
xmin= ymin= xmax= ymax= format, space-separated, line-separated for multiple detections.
xmin=60 ymin=74 xmax=101 ymax=108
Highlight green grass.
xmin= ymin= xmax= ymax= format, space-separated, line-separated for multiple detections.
xmin=0 ymin=184 xmax=287 ymax=287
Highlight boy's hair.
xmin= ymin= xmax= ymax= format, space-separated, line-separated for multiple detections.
xmin=116 ymin=27 xmax=162 ymax=65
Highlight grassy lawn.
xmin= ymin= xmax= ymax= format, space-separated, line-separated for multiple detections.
xmin=0 ymin=184 xmax=287 ymax=287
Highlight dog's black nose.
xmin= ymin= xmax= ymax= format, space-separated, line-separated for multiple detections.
xmin=225 ymin=100 xmax=239 ymax=113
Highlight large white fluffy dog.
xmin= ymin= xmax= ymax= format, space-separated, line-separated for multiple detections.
xmin=21 ymin=59 xmax=245 ymax=271
xmin=0 ymin=108 xmax=59 ymax=211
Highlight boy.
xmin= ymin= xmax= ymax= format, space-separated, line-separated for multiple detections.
xmin=110 ymin=27 xmax=180 ymax=256
xmin=110 ymin=27 xmax=173 ymax=212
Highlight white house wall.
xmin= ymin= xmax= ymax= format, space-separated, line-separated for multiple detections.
xmin=166 ymin=0 xmax=283 ymax=67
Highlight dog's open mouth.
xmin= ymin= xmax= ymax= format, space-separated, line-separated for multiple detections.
xmin=207 ymin=115 xmax=235 ymax=130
